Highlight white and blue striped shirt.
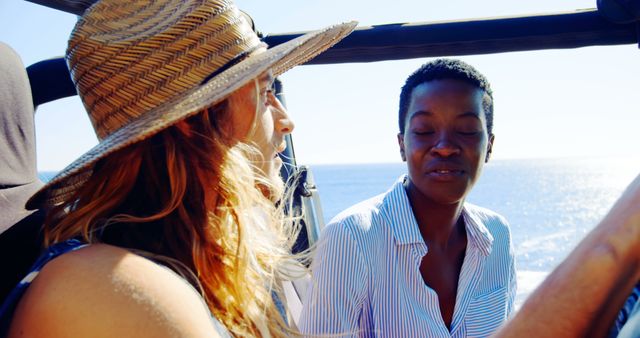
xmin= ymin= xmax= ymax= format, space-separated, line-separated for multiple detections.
xmin=300 ymin=175 xmax=516 ymax=338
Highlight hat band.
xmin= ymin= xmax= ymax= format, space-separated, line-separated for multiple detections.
xmin=201 ymin=44 xmax=263 ymax=85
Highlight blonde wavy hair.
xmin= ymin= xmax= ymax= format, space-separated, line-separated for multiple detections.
xmin=43 ymin=99 xmax=300 ymax=337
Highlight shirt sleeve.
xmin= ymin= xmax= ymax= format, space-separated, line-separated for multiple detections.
xmin=299 ymin=221 xmax=369 ymax=336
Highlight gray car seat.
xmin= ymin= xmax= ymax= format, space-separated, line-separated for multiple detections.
xmin=0 ymin=42 xmax=45 ymax=302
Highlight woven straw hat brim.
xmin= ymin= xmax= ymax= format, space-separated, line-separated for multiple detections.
xmin=27 ymin=21 xmax=357 ymax=209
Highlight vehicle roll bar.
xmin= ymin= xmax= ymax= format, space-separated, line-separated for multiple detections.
xmin=24 ymin=0 xmax=640 ymax=106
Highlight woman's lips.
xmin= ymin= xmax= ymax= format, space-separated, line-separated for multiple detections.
xmin=426 ymin=169 xmax=465 ymax=181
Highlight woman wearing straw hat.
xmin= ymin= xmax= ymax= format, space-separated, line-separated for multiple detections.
xmin=0 ymin=0 xmax=355 ymax=337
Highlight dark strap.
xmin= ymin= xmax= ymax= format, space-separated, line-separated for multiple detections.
xmin=0 ymin=209 xmax=45 ymax=302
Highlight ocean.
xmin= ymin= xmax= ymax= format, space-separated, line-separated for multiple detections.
xmin=39 ymin=157 xmax=640 ymax=308
xmin=307 ymin=157 xmax=640 ymax=307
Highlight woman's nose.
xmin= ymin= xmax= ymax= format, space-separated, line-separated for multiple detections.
xmin=271 ymin=95 xmax=295 ymax=134
xmin=430 ymin=134 xmax=460 ymax=157
xmin=277 ymin=113 xmax=295 ymax=134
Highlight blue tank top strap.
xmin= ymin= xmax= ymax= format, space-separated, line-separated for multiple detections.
xmin=0 ymin=238 xmax=88 ymax=335
xmin=609 ymin=281 xmax=640 ymax=338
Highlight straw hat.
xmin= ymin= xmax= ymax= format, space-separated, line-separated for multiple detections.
xmin=27 ymin=0 xmax=356 ymax=209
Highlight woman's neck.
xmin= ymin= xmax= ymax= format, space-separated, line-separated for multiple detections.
xmin=404 ymin=180 xmax=466 ymax=248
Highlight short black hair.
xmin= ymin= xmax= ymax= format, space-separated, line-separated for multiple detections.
xmin=398 ymin=59 xmax=494 ymax=134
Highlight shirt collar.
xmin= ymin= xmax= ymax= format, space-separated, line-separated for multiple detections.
xmin=381 ymin=175 xmax=425 ymax=245
xmin=382 ymin=175 xmax=494 ymax=256
xmin=461 ymin=206 xmax=494 ymax=256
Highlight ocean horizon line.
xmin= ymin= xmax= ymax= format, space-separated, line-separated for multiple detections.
xmin=302 ymin=155 xmax=640 ymax=167
xmin=36 ymin=154 xmax=640 ymax=173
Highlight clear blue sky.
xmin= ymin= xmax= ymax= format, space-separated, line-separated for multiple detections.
xmin=1 ymin=0 xmax=638 ymax=170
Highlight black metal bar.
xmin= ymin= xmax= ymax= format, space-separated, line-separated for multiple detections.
xmin=264 ymin=10 xmax=638 ymax=65
xmin=24 ymin=7 xmax=640 ymax=106
xmin=25 ymin=0 xmax=95 ymax=15
xmin=24 ymin=0 xmax=640 ymax=61
xmin=26 ymin=58 xmax=76 ymax=108
xmin=598 ymin=0 xmax=640 ymax=23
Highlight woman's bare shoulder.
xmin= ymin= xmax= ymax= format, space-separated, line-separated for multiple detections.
xmin=8 ymin=244 xmax=223 ymax=338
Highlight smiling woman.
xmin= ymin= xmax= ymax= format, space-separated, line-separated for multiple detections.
xmin=399 ymin=79 xmax=494 ymax=205
xmin=300 ymin=59 xmax=516 ymax=337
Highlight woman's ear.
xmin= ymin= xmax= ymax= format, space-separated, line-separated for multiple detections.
xmin=485 ymin=133 xmax=495 ymax=163
xmin=397 ymin=133 xmax=407 ymax=162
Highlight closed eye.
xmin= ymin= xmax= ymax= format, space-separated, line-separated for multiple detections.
xmin=457 ymin=130 xmax=481 ymax=136
xmin=413 ymin=130 xmax=435 ymax=136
